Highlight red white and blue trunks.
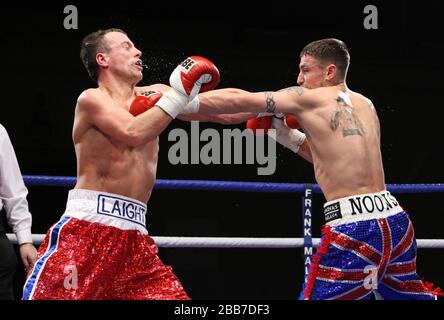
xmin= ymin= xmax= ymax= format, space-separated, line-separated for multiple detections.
xmin=23 ymin=189 xmax=189 ymax=300
xmin=301 ymin=190 xmax=439 ymax=300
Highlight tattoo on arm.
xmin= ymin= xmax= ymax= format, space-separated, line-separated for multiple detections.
xmin=264 ymin=92 xmax=276 ymax=113
xmin=264 ymin=86 xmax=304 ymax=113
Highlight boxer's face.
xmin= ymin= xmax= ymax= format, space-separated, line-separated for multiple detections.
xmin=100 ymin=32 xmax=143 ymax=82
xmin=297 ymin=54 xmax=328 ymax=89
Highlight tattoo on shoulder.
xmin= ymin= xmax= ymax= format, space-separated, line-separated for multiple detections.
xmin=140 ymin=90 xmax=157 ymax=96
xmin=264 ymin=92 xmax=276 ymax=113
xmin=330 ymin=95 xmax=365 ymax=137
xmin=278 ymin=86 xmax=304 ymax=96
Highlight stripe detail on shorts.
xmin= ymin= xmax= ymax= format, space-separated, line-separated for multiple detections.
xmin=22 ymin=216 xmax=71 ymax=300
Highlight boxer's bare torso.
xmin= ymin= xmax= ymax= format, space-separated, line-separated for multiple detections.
xmin=284 ymin=85 xmax=385 ymax=201
xmin=198 ymin=84 xmax=385 ymax=202
xmin=73 ymin=85 xmax=168 ymax=203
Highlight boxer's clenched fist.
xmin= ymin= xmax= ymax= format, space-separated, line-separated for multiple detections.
xmin=246 ymin=113 xmax=273 ymax=135
xmin=129 ymin=91 xmax=163 ymax=116
xmin=155 ymin=56 xmax=220 ymax=119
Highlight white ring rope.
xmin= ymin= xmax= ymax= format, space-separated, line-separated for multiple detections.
xmin=6 ymin=234 xmax=444 ymax=249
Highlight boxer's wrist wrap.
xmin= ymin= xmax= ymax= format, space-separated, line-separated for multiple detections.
xmin=155 ymin=89 xmax=188 ymax=119
xmin=181 ymin=96 xmax=200 ymax=114
xmin=271 ymin=118 xmax=306 ymax=153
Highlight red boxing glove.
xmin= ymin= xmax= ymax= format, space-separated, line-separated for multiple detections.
xmin=129 ymin=91 xmax=163 ymax=116
xmin=246 ymin=115 xmax=273 ymax=135
xmin=170 ymin=56 xmax=220 ymax=100
xmin=156 ymin=56 xmax=220 ymax=119
xmin=284 ymin=115 xmax=301 ymax=129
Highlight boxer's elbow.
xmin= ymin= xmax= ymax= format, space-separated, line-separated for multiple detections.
xmin=123 ymin=130 xmax=144 ymax=147
xmin=124 ymin=128 xmax=153 ymax=147
xmin=297 ymin=140 xmax=313 ymax=163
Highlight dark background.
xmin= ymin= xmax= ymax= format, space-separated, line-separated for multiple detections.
xmin=0 ymin=1 xmax=443 ymax=299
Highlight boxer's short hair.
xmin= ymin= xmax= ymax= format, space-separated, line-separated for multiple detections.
xmin=300 ymin=38 xmax=350 ymax=79
xmin=80 ymin=28 xmax=127 ymax=82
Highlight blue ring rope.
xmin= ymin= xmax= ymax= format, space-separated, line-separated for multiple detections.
xmin=23 ymin=175 xmax=444 ymax=193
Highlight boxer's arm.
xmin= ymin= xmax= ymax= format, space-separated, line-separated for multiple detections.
xmin=76 ymin=89 xmax=173 ymax=146
xmin=196 ymin=87 xmax=323 ymax=116
xmin=142 ymin=87 xmax=256 ymax=124
xmin=270 ymin=117 xmax=313 ymax=163
xmin=177 ymin=112 xmax=256 ymax=124
xmin=138 ymin=83 xmax=171 ymax=93
xmin=296 ymin=140 xmax=313 ymax=163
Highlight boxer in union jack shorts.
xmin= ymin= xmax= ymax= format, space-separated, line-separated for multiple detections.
xmin=300 ymin=190 xmax=442 ymax=300
xmin=192 ymin=38 xmax=444 ymax=300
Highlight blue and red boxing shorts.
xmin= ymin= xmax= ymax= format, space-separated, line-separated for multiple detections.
xmin=23 ymin=189 xmax=189 ymax=300
xmin=301 ymin=190 xmax=441 ymax=300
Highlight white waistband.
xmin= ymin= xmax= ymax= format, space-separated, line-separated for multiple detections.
xmin=323 ymin=190 xmax=403 ymax=226
xmin=62 ymin=189 xmax=148 ymax=234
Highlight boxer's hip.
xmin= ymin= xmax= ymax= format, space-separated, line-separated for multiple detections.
xmin=62 ymin=188 xmax=148 ymax=234
xmin=324 ymin=190 xmax=403 ymax=226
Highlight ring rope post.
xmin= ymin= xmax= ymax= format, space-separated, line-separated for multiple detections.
xmin=302 ymin=185 xmax=313 ymax=284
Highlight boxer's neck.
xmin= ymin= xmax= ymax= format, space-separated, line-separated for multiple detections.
xmin=98 ymin=76 xmax=137 ymax=102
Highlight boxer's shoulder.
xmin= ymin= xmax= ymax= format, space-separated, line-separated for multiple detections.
xmin=76 ymin=88 xmax=110 ymax=111
xmin=137 ymin=84 xmax=170 ymax=95
xmin=77 ymin=88 xmax=101 ymax=104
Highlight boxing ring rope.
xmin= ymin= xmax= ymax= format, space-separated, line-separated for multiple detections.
xmin=7 ymin=175 xmax=444 ymax=250
xmin=7 ymin=234 xmax=444 ymax=249
xmin=21 ymin=175 xmax=444 ymax=193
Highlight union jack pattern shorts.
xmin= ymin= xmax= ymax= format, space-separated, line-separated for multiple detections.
xmin=301 ymin=190 xmax=439 ymax=300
